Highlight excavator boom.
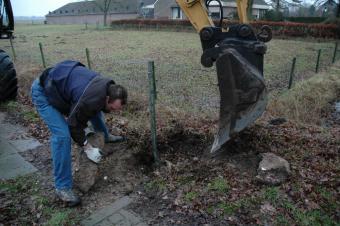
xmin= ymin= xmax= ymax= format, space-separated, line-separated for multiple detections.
xmin=176 ymin=0 xmax=272 ymax=153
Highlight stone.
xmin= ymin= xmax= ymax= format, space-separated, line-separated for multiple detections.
xmin=87 ymin=132 xmax=105 ymax=149
xmin=0 ymin=152 xmax=37 ymax=179
xmin=9 ymin=138 xmax=42 ymax=153
xmin=108 ymin=213 xmax=124 ymax=224
xmin=81 ymin=196 xmax=133 ymax=226
xmin=0 ymin=113 xmax=38 ymax=179
xmin=256 ymin=152 xmax=291 ymax=185
xmin=73 ymin=132 xmax=104 ymax=193
xmin=73 ymin=149 xmax=99 ymax=193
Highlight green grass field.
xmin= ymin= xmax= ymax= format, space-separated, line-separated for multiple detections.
xmin=0 ymin=24 xmax=337 ymax=116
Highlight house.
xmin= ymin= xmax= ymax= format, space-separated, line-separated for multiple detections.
xmin=46 ymin=0 xmax=154 ymax=24
xmin=153 ymin=0 xmax=269 ymax=20
xmin=316 ymin=1 xmax=338 ymax=17
xmin=139 ymin=0 xmax=157 ymax=18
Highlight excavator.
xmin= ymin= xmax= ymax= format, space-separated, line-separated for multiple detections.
xmin=0 ymin=0 xmax=271 ymax=153
xmin=0 ymin=0 xmax=17 ymax=103
xmin=176 ymin=0 xmax=272 ymax=153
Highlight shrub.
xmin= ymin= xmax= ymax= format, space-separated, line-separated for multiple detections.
xmin=264 ymin=10 xmax=284 ymax=21
xmin=111 ymin=19 xmax=339 ymax=38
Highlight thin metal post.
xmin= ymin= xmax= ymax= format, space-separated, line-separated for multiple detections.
xmin=39 ymin=42 xmax=46 ymax=68
xmin=332 ymin=42 xmax=338 ymax=63
xmin=9 ymin=36 xmax=16 ymax=60
xmin=96 ymin=21 xmax=99 ymax=30
xmin=288 ymin=57 xmax=296 ymax=89
xmin=85 ymin=22 xmax=88 ymax=30
xmin=86 ymin=48 xmax=91 ymax=70
xmin=147 ymin=61 xmax=159 ymax=164
xmin=315 ymin=49 xmax=321 ymax=73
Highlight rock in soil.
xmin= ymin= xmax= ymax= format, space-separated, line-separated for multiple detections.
xmin=256 ymin=152 xmax=291 ymax=185
xmin=73 ymin=133 xmax=105 ymax=193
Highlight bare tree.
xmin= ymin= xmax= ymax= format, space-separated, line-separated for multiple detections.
xmin=267 ymin=0 xmax=302 ymax=12
xmin=94 ymin=0 xmax=113 ymax=27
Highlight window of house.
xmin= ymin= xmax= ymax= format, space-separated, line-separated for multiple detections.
xmin=60 ymin=10 xmax=62 ymax=14
xmin=72 ymin=9 xmax=74 ymax=13
xmin=65 ymin=10 xmax=68 ymax=13
xmin=93 ymin=8 xmax=95 ymax=12
xmin=126 ymin=6 xmax=129 ymax=10
xmin=210 ymin=12 xmax=220 ymax=19
xmin=114 ymin=7 xmax=117 ymax=11
xmin=171 ymin=7 xmax=182 ymax=19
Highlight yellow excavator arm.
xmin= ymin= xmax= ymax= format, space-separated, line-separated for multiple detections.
xmin=176 ymin=0 xmax=249 ymax=33
xmin=175 ymin=0 xmax=272 ymax=153
xmin=175 ymin=0 xmax=214 ymax=32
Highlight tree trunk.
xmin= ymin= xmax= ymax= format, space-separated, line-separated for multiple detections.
xmin=104 ymin=12 xmax=107 ymax=27
xmin=336 ymin=3 xmax=340 ymax=18
xmin=276 ymin=0 xmax=280 ymax=12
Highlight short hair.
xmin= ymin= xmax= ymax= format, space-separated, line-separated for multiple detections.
xmin=107 ymin=84 xmax=127 ymax=105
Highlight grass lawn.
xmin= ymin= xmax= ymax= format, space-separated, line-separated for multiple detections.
xmin=0 ymin=24 xmax=337 ymax=117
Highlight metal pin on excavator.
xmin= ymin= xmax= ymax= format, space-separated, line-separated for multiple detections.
xmin=176 ymin=0 xmax=272 ymax=153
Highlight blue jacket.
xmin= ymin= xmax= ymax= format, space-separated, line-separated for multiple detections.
xmin=40 ymin=60 xmax=114 ymax=145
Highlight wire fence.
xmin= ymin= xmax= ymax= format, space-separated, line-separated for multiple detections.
xmin=1 ymin=28 xmax=339 ymax=120
xmin=1 ymin=28 xmax=339 ymax=161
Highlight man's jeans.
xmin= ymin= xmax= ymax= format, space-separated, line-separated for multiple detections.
xmin=31 ymin=79 xmax=108 ymax=189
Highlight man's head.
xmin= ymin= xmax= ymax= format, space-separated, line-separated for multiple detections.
xmin=104 ymin=84 xmax=127 ymax=113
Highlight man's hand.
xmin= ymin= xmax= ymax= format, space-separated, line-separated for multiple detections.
xmin=83 ymin=142 xmax=102 ymax=163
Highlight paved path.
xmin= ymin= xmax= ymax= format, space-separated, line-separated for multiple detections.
xmin=0 ymin=112 xmax=41 ymax=179
xmin=82 ymin=196 xmax=147 ymax=226
xmin=0 ymin=112 xmax=146 ymax=225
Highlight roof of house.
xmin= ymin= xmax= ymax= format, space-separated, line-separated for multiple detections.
xmin=154 ymin=0 xmax=269 ymax=7
xmin=140 ymin=0 xmax=157 ymax=6
xmin=47 ymin=0 xmax=139 ymax=17
xmin=221 ymin=0 xmax=268 ymax=6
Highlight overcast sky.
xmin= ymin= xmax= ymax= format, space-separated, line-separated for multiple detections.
xmin=12 ymin=0 xmax=79 ymax=17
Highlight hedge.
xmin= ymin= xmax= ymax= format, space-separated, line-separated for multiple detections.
xmin=285 ymin=17 xmax=327 ymax=24
xmin=111 ymin=19 xmax=339 ymax=38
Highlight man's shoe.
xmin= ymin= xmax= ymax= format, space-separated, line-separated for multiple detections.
xmin=55 ymin=188 xmax=81 ymax=207
xmin=105 ymin=134 xmax=125 ymax=143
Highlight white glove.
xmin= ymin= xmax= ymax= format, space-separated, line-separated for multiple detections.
xmin=83 ymin=142 xmax=102 ymax=163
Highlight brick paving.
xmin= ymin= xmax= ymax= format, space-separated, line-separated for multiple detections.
xmin=82 ymin=196 xmax=147 ymax=226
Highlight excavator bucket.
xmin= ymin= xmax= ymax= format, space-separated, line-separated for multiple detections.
xmin=210 ymin=48 xmax=267 ymax=153
xmin=174 ymin=0 xmax=272 ymax=153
